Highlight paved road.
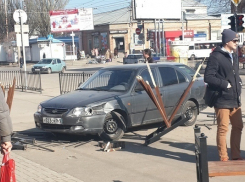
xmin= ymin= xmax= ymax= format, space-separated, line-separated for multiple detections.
xmin=2 ymin=58 xmax=245 ymax=181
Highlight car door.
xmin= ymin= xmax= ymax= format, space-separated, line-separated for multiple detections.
xmin=51 ymin=59 xmax=58 ymax=71
xmin=157 ymin=66 xmax=190 ymax=119
xmin=130 ymin=68 xmax=162 ymax=126
xmin=56 ymin=59 xmax=63 ymax=71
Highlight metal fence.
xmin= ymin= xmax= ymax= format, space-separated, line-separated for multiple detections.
xmin=59 ymin=72 xmax=93 ymax=94
xmin=0 ymin=70 xmax=42 ymax=93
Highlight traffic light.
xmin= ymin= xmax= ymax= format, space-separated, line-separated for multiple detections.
xmin=228 ymin=16 xmax=236 ymax=31
xmin=236 ymin=14 xmax=244 ymax=32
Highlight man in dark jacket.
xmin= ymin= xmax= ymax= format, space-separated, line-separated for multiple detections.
xmin=0 ymin=88 xmax=13 ymax=154
xmin=204 ymin=29 xmax=243 ymax=161
xmin=143 ymin=48 xmax=154 ymax=63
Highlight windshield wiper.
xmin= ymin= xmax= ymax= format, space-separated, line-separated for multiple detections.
xmin=89 ymin=88 xmax=107 ymax=91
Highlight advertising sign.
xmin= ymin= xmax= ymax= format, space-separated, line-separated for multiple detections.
xmin=50 ymin=8 xmax=94 ymax=33
xmin=134 ymin=0 xmax=181 ymax=19
xmin=100 ymin=32 xmax=108 ymax=50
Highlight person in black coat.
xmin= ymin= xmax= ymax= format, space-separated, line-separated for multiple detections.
xmin=204 ymin=29 xmax=243 ymax=161
xmin=143 ymin=48 xmax=154 ymax=63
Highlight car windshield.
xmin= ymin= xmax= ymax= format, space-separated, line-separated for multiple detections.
xmin=78 ymin=69 xmax=137 ymax=92
xmin=37 ymin=59 xmax=53 ymax=64
xmin=175 ymin=65 xmax=201 ymax=77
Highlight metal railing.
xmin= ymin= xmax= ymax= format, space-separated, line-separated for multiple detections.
xmin=59 ymin=72 xmax=93 ymax=95
xmin=0 ymin=70 xmax=42 ymax=93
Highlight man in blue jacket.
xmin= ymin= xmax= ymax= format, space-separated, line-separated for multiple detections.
xmin=204 ymin=29 xmax=243 ymax=161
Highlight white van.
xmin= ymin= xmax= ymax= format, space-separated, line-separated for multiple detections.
xmin=188 ymin=40 xmax=221 ymax=60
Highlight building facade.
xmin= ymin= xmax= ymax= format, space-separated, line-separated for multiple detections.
xmin=80 ymin=0 xmax=221 ymax=56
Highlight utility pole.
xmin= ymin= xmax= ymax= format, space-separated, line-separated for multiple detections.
xmin=5 ymin=0 xmax=8 ymax=40
xmin=181 ymin=2 xmax=184 ymax=41
xmin=130 ymin=0 xmax=134 ymax=54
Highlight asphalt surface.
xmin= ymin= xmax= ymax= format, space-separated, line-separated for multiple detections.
xmin=1 ymin=58 xmax=245 ymax=181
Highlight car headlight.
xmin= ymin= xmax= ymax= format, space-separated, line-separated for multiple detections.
xmin=37 ymin=105 xmax=42 ymax=113
xmin=69 ymin=107 xmax=93 ymax=117
xmin=69 ymin=104 xmax=106 ymax=117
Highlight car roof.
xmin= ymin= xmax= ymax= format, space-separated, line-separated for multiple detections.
xmin=41 ymin=58 xmax=61 ymax=59
xmin=101 ymin=62 xmax=187 ymax=70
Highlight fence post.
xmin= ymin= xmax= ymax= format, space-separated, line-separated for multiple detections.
xmin=20 ymin=69 xmax=23 ymax=92
xmin=59 ymin=73 xmax=62 ymax=95
xmin=83 ymin=72 xmax=85 ymax=83
xmin=39 ymin=72 xmax=42 ymax=94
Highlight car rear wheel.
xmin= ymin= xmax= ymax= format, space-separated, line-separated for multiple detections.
xmin=183 ymin=101 xmax=198 ymax=126
xmin=191 ymin=54 xmax=195 ymax=61
xmin=61 ymin=67 xmax=65 ymax=73
xmin=99 ymin=111 xmax=126 ymax=141
xmin=47 ymin=68 xmax=52 ymax=74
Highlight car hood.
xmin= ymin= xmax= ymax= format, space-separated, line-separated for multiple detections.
xmin=41 ymin=90 xmax=124 ymax=109
xmin=33 ymin=64 xmax=50 ymax=67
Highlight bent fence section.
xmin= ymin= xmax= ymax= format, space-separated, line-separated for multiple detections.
xmin=0 ymin=70 xmax=42 ymax=93
xmin=59 ymin=72 xmax=93 ymax=95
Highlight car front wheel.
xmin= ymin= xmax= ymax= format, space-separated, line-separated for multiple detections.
xmin=99 ymin=111 xmax=126 ymax=141
xmin=183 ymin=101 xmax=198 ymax=126
xmin=47 ymin=68 xmax=52 ymax=74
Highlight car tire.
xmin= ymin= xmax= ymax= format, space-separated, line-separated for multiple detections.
xmin=99 ymin=111 xmax=126 ymax=141
xmin=191 ymin=54 xmax=195 ymax=61
xmin=182 ymin=101 xmax=198 ymax=126
xmin=47 ymin=68 xmax=52 ymax=74
xmin=61 ymin=67 xmax=65 ymax=73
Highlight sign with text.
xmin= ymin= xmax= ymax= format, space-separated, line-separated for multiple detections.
xmin=134 ymin=0 xmax=181 ymax=19
xmin=50 ymin=8 xmax=94 ymax=33
xmin=184 ymin=30 xmax=194 ymax=38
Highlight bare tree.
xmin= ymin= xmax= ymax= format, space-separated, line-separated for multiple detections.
xmin=0 ymin=0 xmax=69 ymax=42
xmin=196 ymin=0 xmax=245 ymax=14
xmin=25 ymin=0 xmax=69 ymax=36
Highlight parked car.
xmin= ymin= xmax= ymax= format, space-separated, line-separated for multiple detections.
xmin=123 ymin=54 xmax=160 ymax=64
xmin=34 ymin=63 xmax=206 ymax=141
xmin=32 ymin=58 xmax=66 ymax=74
xmin=123 ymin=54 xmax=145 ymax=64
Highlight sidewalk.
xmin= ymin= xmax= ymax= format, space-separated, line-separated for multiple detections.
xmin=12 ymin=153 xmax=83 ymax=182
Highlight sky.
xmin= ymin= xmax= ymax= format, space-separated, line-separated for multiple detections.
xmin=65 ymin=0 xmax=131 ymax=14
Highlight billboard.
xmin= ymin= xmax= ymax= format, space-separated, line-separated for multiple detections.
xmin=50 ymin=8 xmax=94 ymax=33
xmin=134 ymin=0 xmax=181 ymax=19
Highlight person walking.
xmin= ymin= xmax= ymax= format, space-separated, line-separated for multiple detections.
xmin=204 ymin=29 xmax=243 ymax=161
xmin=105 ymin=49 xmax=110 ymax=62
xmin=0 ymin=88 xmax=13 ymax=154
xmin=20 ymin=56 xmax=24 ymax=68
xmin=143 ymin=48 xmax=154 ymax=63
xmin=114 ymin=47 xmax=118 ymax=59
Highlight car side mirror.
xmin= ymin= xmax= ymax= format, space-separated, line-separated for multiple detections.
xmin=134 ymin=83 xmax=144 ymax=92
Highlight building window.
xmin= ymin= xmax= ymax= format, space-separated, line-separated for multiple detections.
xmin=185 ymin=9 xmax=195 ymax=14
xmin=93 ymin=36 xmax=99 ymax=48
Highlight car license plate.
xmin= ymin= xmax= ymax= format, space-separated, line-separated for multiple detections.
xmin=43 ymin=117 xmax=62 ymax=124
xmin=35 ymin=69 xmax=40 ymax=71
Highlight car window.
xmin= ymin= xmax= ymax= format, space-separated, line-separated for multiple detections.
xmin=135 ymin=55 xmax=143 ymax=59
xmin=37 ymin=59 xmax=52 ymax=64
xmin=127 ymin=55 xmax=134 ymax=59
xmin=158 ymin=67 xmax=178 ymax=86
xmin=175 ymin=65 xmax=201 ymax=77
xmin=176 ymin=70 xmax=186 ymax=83
xmin=80 ymin=69 xmax=136 ymax=92
xmin=139 ymin=69 xmax=157 ymax=88
xmin=53 ymin=59 xmax=57 ymax=64
xmin=57 ymin=59 xmax=61 ymax=63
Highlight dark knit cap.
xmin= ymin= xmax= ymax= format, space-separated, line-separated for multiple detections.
xmin=222 ymin=29 xmax=237 ymax=44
